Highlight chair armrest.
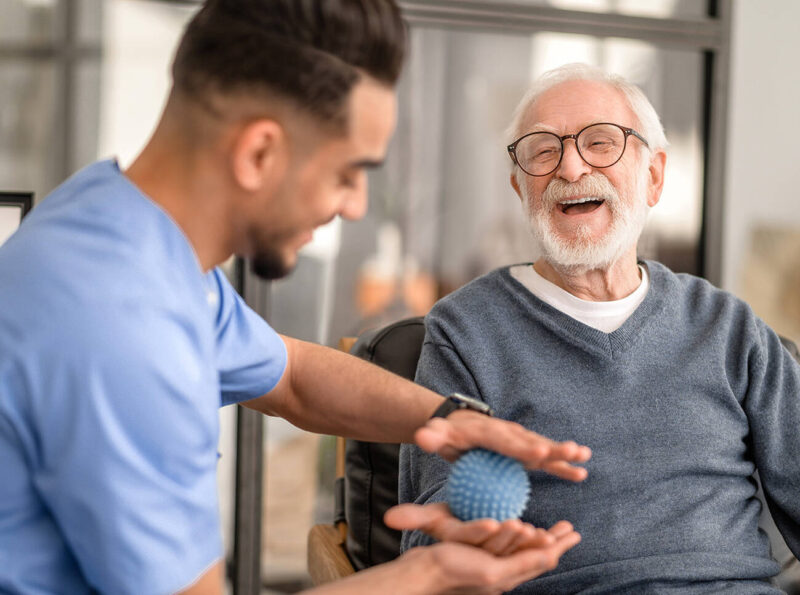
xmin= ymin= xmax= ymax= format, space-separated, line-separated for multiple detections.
xmin=307 ymin=524 xmax=356 ymax=585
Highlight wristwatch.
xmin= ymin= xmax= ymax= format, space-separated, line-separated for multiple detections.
xmin=431 ymin=393 xmax=494 ymax=419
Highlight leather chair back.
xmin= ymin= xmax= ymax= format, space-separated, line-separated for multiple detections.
xmin=344 ymin=317 xmax=425 ymax=570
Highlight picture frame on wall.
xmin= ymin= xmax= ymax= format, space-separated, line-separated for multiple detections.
xmin=0 ymin=192 xmax=33 ymax=248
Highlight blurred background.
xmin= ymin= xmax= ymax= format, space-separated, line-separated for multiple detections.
xmin=1 ymin=0 xmax=798 ymax=592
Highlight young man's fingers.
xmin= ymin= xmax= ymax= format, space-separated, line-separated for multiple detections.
xmin=413 ymin=418 xmax=455 ymax=454
xmin=540 ymin=459 xmax=589 ymax=481
xmin=537 ymin=440 xmax=593 ymax=465
xmin=383 ymin=503 xmax=500 ymax=545
xmin=495 ymin=531 xmax=582 ymax=591
xmin=477 ymin=521 xmax=529 ymax=555
xmin=491 ymin=545 xmax=563 ymax=590
xmin=414 ymin=412 xmax=591 ymax=481
xmin=546 ymin=520 xmax=575 ymax=538
xmin=383 ymin=502 xmax=449 ymax=530
xmin=511 ymin=526 xmax=559 ymax=553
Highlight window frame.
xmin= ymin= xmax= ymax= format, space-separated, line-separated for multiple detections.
xmin=231 ymin=2 xmax=733 ymax=593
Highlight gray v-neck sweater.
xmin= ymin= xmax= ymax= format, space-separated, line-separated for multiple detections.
xmin=399 ymin=261 xmax=800 ymax=593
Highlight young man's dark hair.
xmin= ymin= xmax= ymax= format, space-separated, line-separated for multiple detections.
xmin=172 ymin=0 xmax=406 ymax=131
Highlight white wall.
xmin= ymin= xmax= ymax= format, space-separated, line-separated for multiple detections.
xmin=98 ymin=1 xmax=194 ymax=167
xmin=724 ymin=0 xmax=800 ymax=294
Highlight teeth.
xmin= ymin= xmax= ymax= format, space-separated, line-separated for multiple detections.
xmin=559 ymin=197 xmax=603 ymax=205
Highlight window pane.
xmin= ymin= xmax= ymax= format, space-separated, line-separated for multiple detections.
xmin=482 ymin=0 xmax=708 ymax=19
xmin=0 ymin=0 xmax=60 ymax=43
xmin=77 ymin=0 xmax=103 ymax=43
xmin=97 ymin=0 xmax=199 ymax=167
xmin=72 ymin=61 xmax=101 ymax=174
xmin=0 ymin=60 xmax=59 ymax=202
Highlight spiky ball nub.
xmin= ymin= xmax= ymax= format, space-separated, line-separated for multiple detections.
xmin=446 ymin=448 xmax=531 ymax=522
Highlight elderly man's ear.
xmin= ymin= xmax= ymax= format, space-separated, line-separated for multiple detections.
xmin=510 ymin=171 xmax=524 ymax=202
xmin=647 ymin=150 xmax=667 ymax=208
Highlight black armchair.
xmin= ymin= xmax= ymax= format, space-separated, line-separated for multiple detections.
xmin=307 ymin=319 xmax=800 ymax=592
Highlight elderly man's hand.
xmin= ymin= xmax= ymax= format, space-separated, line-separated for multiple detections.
xmin=415 ymin=410 xmax=591 ymax=481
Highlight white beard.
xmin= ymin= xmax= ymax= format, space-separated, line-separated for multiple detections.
xmin=523 ymin=162 xmax=650 ymax=273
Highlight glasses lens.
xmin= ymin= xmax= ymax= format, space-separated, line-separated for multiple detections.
xmin=577 ymin=124 xmax=626 ymax=168
xmin=514 ymin=132 xmax=562 ymax=176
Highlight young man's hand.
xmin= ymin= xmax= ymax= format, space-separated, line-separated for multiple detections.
xmin=307 ymin=505 xmax=580 ymax=595
xmin=403 ymin=533 xmax=580 ymax=594
xmin=386 ymin=502 xmax=577 ymax=557
xmin=415 ymin=410 xmax=592 ymax=481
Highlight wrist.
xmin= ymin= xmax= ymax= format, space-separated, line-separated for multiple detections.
xmin=386 ymin=547 xmax=447 ymax=595
xmin=410 ymin=546 xmax=454 ymax=595
xmin=430 ymin=393 xmax=493 ymax=419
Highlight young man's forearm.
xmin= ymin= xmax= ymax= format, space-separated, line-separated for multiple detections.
xmin=303 ymin=550 xmax=441 ymax=595
xmin=244 ymin=335 xmax=444 ymax=443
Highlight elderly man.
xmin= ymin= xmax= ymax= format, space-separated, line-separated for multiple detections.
xmin=399 ymin=63 xmax=800 ymax=593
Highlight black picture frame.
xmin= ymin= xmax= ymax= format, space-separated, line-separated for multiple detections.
xmin=0 ymin=191 xmax=34 ymax=247
xmin=0 ymin=191 xmax=33 ymax=217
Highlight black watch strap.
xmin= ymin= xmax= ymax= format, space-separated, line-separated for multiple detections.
xmin=431 ymin=392 xmax=494 ymax=419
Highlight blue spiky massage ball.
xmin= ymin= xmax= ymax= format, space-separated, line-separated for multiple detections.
xmin=446 ymin=448 xmax=531 ymax=522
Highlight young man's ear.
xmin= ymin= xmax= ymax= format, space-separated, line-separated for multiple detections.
xmin=231 ymin=119 xmax=288 ymax=192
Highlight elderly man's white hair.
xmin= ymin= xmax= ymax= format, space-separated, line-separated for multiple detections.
xmin=506 ymin=63 xmax=668 ymax=154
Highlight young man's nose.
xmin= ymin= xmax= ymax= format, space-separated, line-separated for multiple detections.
xmin=340 ymin=179 xmax=368 ymax=221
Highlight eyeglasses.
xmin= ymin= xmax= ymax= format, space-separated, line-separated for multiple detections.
xmin=507 ymin=122 xmax=649 ymax=177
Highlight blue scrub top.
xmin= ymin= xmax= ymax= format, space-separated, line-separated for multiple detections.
xmin=0 ymin=160 xmax=287 ymax=594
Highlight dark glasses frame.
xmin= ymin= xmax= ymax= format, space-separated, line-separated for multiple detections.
xmin=507 ymin=122 xmax=649 ymax=177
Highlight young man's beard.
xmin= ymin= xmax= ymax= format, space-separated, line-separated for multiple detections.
xmin=524 ymin=163 xmax=650 ymax=273
xmin=249 ymin=232 xmax=295 ymax=281
xmin=247 ymin=225 xmax=299 ymax=281
xmin=250 ymin=249 xmax=293 ymax=281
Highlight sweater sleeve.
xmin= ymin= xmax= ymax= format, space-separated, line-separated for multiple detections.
xmin=744 ymin=323 xmax=800 ymax=558
xmin=398 ymin=312 xmax=484 ymax=551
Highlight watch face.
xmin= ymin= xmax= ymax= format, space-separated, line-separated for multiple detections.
xmin=451 ymin=393 xmax=493 ymax=416
xmin=432 ymin=394 xmax=493 ymax=419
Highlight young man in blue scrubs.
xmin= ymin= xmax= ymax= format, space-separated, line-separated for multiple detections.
xmin=0 ymin=1 xmax=591 ymax=593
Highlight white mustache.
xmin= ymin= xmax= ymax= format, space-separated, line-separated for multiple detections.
xmin=541 ymin=174 xmax=619 ymax=207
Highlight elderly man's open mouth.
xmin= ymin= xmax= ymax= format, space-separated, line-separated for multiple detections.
xmin=558 ymin=196 xmax=606 ymax=215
